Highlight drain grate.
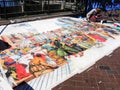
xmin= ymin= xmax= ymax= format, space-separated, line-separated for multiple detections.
xmin=99 ymin=66 xmax=111 ymax=70
xmin=107 ymin=70 xmax=118 ymax=74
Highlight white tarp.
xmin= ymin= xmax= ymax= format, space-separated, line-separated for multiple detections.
xmin=0 ymin=17 xmax=120 ymax=90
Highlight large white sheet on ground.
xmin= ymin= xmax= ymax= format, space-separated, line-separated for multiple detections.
xmin=0 ymin=76 xmax=13 ymax=90
xmin=0 ymin=17 xmax=120 ymax=90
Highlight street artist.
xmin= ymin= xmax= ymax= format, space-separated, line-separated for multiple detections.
xmin=86 ymin=8 xmax=105 ymax=23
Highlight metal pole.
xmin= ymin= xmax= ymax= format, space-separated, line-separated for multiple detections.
xmin=3 ymin=0 xmax=7 ymax=19
xmin=85 ymin=0 xmax=88 ymax=15
xmin=48 ymin=0 xmax=50 ymax=14
xmin=20 ymin=0 xmax=24 ymax=13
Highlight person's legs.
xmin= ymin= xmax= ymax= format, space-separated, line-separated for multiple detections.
xmin=90 ymin=15 xmax=103 ymax=22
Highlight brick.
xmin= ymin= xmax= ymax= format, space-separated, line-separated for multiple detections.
xmin=52 ymin=47 xmax=120 ymax=90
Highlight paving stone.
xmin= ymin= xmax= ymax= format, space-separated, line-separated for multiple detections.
xmin=75 ymin=81 xmax=86 ymax=87
xmin=84 ymin=87 xmax=99 ymax=90
xmin=53 ymin=86 xmax=75 ymax=90
xmin=75 ymin=86 xmax=84 ymax=90
xmin=98 ymin=83 xmax=105 ymax=90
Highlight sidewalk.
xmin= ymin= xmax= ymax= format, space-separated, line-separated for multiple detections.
xmin=0 ymin=11 xmax=77 ymax=25
xmin=53 ymin=47 xmax=120 ymax=90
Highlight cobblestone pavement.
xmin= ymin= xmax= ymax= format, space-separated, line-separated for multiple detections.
xmin=53 ymin=47 xmax=120 ymax=90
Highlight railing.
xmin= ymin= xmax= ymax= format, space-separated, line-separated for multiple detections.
xmin=0 ymin=0 xmax=87 ymax=19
